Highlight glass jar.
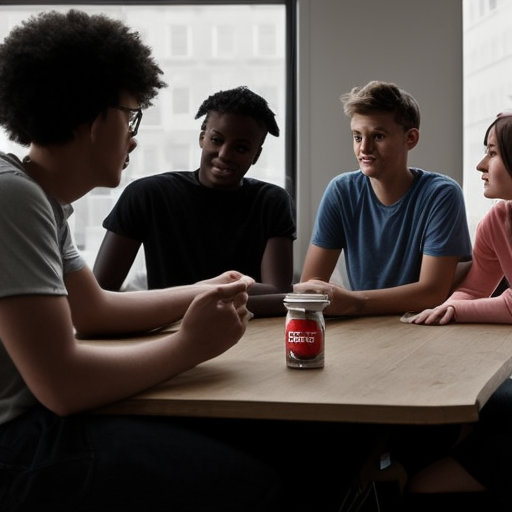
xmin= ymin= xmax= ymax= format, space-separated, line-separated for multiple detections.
xmin=283 ymin=293 xmax=330 ymax=369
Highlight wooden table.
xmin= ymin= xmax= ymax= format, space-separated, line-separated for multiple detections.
xmin=92 ymin=315 xmax=512 ymax=425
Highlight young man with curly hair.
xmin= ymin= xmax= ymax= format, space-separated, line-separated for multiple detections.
xmin=0 ymin=11 xmax=367 ymax=512
xmin=0 ymin=10 xmax=286 ymax=511
xmin=94 ymin=86 xmax=296 ymax=317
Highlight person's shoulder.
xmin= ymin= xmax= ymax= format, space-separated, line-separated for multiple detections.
xmin=123 ymin=170 xmax=197 ymax=192
xmin=243 ymin=177 xmax=291 ymax=196
xmin=329 ymin=170 xmax=362 ymax=185
xmin=0 ymin=152 xmax=25 ymax=177
xmin=0 ymin=156 xmax=51 ymax=229
xmin=325 ymin=170 xmax=365 ymax=193
xmin=414 ymin=168 xmax=460 ymax=186
xmin=243 ymin=176 xmax=280 ymax=188
xmin=413 ymin=168 xmax=463 ymax=195
xmin=487 ymin=199 xmax=511 ymax=220
xmin=474 ymin=200 xmax=509 ymax=234
xmin=0 ymin=153 xmax=44 ymax=200
xmin=331 ymin=170 xmax=360 ymax=181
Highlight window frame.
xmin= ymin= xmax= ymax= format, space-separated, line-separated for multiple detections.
xmin=1 ymin=0 xmax=297 ymax=201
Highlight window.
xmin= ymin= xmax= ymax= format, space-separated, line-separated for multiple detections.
xmin=463 ymin=0 xmax=512 ymax=240
xmin=172 ymin=87 xmax=191 ymax=115
xmin=142 ymin=104 xmax=162 ymax=128
xmin=255 ymin=23 xmax=277 ymax=56
xmin=167 ymin=144 xmax=190 ymax=171
xmin=213 ymin=25 xmax=236 ymax=57
xmin=0 ymin=2 xmax=291 ymax=268
xmin=169 ymin=24 xmax=190 ymax=57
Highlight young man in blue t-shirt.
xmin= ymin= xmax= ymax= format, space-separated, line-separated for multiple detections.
xmin=295 ymin=80 xmax=472 ymax=316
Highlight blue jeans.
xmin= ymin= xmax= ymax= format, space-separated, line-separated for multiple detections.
xmin=0 ymin=405 xmax=284 ymax=512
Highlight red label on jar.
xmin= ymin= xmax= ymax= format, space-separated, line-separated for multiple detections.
xmin=286 ymin=318 xmax=323 ymax=359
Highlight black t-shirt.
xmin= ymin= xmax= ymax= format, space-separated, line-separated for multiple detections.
xmin=103 ymin=170 xmax=296 ymax=288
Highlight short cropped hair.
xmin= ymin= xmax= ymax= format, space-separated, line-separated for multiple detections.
xmin=484 ymin=114 xmax=512 ymax=179
xmin=340 ymin=80 xmax=420 ymax=131
xmin=0 ymin=9 xmax=167 ymax=146
xmin=195 ymin=86 xmax=279 ymax=137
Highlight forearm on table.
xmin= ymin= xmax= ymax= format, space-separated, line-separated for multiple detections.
xmin=446 ymin=294 xmax=512 ymax=324
xmin=43 ymin=334 xmax=197 ymax=416
xmin=247 ymin=293 xmax=287 ymax=317
xmin=329 ymin=282 xmax=452 ymax=317
xmin=74 ymin=285 xmax=207 ymax=337
xmin=248 ymin=281 xmax=292 ymax=295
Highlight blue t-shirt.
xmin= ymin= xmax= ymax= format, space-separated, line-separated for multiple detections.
xmin=311 ymin=168 xmax=472 ymax=290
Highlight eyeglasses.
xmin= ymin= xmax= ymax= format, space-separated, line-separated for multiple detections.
xmin=112 ymin=105 xmax=143 ymax=137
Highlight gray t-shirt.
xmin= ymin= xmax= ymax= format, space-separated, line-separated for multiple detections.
xmin=0 ymin=152 xmax=85 ymax=424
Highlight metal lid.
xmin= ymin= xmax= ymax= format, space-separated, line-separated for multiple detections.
xmin=283 ymin=293 xmax=330 ymax=310
xmin=284 ymin=293 xmax=329 ymax=302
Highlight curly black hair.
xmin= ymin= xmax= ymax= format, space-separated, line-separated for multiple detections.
xmin=195 ymin=86 xmax=279 ymax=137
xmin=0 ymin=9 xmax=167 ymax=146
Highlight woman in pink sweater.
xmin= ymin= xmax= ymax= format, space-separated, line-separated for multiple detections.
xmin=398 ymin=112 xmax=512 ymax=511
xmin=407 ymin=111 xmax=512 ymax=325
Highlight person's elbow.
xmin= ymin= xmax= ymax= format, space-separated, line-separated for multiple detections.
xmin=93 ymin=268 xmax=123 ymax=291
xmin=420 ymin=285 xmax=453 ymax=309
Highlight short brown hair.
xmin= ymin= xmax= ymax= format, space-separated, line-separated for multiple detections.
xmin=340 ymin=80 xmax=420 ymax=131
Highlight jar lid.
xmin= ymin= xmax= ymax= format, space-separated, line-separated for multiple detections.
xmin=284 ymin=293 xmax=329 ymax=302
xmin=283 ymin=293 xmax=330 ymax=310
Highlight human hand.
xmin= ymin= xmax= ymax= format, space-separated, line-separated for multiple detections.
xmin=178 ymin=280 xmax=253 ymax=365
xmin=293 ymin=279 xmax=333 ymax=296
xmin=294 ymin=280 xmax=368 ymax=317
xmin=293 ymin=279 xmax=344 ymax=315
xmin=198 ymin=271 xmax=255 ymax=288
xmin=402 ymin=305 xmax=456 ymax=325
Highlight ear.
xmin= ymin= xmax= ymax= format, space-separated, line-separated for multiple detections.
xmin=199 ymin=131 xmax=205 ymax=148
xmin=406 ymin=128 xmax=420 ymax=150
xmin=252 ymin=147 xmax=263 ymax=165
xmin=88 ymin=113 xmax=103 ymax=143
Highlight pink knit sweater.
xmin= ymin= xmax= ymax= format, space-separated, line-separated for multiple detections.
xmin=445 ymin=200 xmax=512 ymax=323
